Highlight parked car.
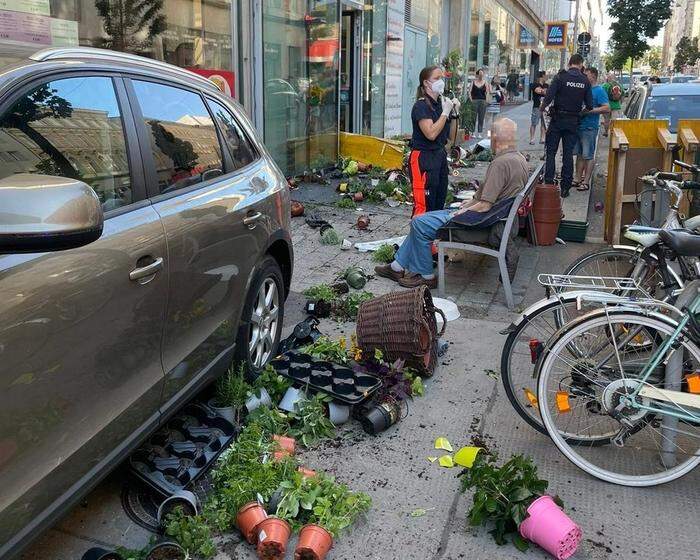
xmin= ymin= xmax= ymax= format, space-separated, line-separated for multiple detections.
xmin=622 ymin=82 xmax=700 ymax=132
xmin=671 ymin=74 xmax=696 ymax=83
xmin=0 ymin=47 xmax=293 ymax=558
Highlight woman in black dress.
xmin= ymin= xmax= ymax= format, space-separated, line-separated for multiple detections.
xmin=468 ymin=69 xmax=488 ymax=138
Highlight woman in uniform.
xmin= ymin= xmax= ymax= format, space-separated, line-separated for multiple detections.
xmin=409 ymin=65 xmax=459 ymax=216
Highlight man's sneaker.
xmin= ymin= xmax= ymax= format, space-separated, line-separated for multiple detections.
xmin=398 ymin=274 xmax=437 ymax=290
xmin=374 ymin=264 xmax=403 ymax=282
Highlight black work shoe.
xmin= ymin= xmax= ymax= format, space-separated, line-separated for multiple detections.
xmin=374 ymin=264 xmax=404 ymax=282
xmin=561 ymin=188 xmax=570 ymax=199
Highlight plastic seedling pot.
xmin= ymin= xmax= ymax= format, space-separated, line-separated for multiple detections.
xmin=81 ymin=548 xmax=123 ymax=560
xmin=257 ymin=516 xmax=292 ymax=560
xmin=294 ymin=524 xmax=333 ymax=560
xmin=273 ymin=434 xmax=296 ymax=455
xmin=328 ymin=402 xmax=350 ymax=425
xmin=279 ymin=387 xmax=306 ymax=412
xmin=145 ymin=539 xmax=186 ymax=560
xmin=237 ymin=501 xmax=268 ymax=544
xmin=207 ymin=398 xmax=238 ymax=424
xmin=156 ymin=490 xmax=200 ymax=529
xmin=245 ymin=388 xmax=272 ymax=412
xmin=519 ymin=495 xmax=582 ymax=560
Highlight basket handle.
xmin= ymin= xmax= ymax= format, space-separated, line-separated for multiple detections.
xmin=431 ymin=307 xmax=447 ymax=336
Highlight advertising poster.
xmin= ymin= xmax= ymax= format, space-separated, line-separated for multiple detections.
xmin=187 ymin=68 xmax=236 ymax=97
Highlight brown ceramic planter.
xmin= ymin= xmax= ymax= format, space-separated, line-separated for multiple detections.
xmin=237 ymin=501 xmax=268 ymax=544
xmin=297 ymin=466 xmax=316 ymax=478
xmin=273 ymin=434 xmax=296 ymax=455
xmin=356 ymin=215 xmax=370 ymax=230
xmin=294 ymin=524 xmax=333 ymax=560
xmin=256 ymin=517 xmax=292 ymax=560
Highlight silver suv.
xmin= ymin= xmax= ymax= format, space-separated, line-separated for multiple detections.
xmin=0 ymin=48 xmax=292 ymax=558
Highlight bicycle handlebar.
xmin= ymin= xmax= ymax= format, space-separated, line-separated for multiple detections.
xmin=674 ymin=160 xmax=700 ymax=173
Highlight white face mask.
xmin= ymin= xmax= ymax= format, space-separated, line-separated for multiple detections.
xmin=430 ymin=79 xmax=445 ymax=95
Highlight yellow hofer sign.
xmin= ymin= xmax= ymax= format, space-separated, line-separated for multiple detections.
xmin=545 ymin=21 xmax=568 ymax=49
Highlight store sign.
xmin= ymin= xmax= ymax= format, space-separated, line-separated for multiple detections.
xmin=187 ymin=68 xmax=236 ymax=97
xmin=383 ymin=0 xmax=405 ymax=137
xmin=50 ymin=18 xmax=78 ymax=47
xmin=544 ymin=22 xmax=568 ymax=49
xmin=0 ymin=0 xmax=50 ymax=16
xmin=0 ymin=10 xmax=49 ymax=45
xmin=517 ymin=25 xmax=536 ymax=48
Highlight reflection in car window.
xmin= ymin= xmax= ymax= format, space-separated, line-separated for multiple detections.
xmin=132 ymin=80 xmax=223 ymax=194
xmin=207 ymin=99 xmax=256 ymax=170
xmin=0 ymin=76 xmax=132 ymax=211
xmin=645 ymin=95 xmax=700 ymax=132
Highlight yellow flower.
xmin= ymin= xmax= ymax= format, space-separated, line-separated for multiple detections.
xmin=338 ymin=336 xmax=346 ymax=350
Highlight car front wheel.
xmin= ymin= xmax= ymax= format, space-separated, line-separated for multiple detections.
xmin=234 ymin=256 xmax=285 ymax=372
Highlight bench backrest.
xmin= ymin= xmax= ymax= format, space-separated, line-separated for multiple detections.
xmin=498 ymin=161 xmax=544 ymax=252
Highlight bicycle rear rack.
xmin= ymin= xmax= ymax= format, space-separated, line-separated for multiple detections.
xmin=538 ymin=274 xmax=644 ymax=292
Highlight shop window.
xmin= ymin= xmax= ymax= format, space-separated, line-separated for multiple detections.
xmin=0 ymin=76 xmax=132 ymax=212
xmin=132 ymin=80 xmax=223 ymax=194
xmin=207 ymin=99 xmax=257 ymax=171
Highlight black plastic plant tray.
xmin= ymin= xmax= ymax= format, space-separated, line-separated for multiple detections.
xmin=129 ymin=402 xmax=237 ymax=497
xmin=270 ymin=352 xmax=381 ymax=405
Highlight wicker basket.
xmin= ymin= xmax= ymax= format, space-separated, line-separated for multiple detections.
xmin=356 ymin=286 xmax=446 ymax=376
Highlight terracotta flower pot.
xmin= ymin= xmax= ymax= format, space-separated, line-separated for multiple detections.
xmin=294 ymin=524 xmax=333 ymax=560
xmin=297 ymin=466 xmax=317 ymax=478
xmin=291 ymin=201 xmax=305 ymax=217
xmin=237 ymin=501 xmax=268 ymax=544
xmin=353 ymin=192 xmax=364 ymax=202
xmin=273 ymin=449 xmax=292 ymax=462
xmin=356 ymin=215 xmax=370 ymax=230
xmin=257 ymin=517 xmax=292 ymax=560
xmin=273 ymin=434 xmax=296 ymax=455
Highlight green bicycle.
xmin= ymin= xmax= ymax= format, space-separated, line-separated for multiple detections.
xmin=536 ymin=233 xmax=700 ymax=486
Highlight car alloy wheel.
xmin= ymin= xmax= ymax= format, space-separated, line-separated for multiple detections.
xmin=248 ymin=277 xmax=280 ymax=368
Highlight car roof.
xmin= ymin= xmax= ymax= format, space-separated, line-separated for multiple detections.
xmin=648 ymin=83 xmax=700 ymax=96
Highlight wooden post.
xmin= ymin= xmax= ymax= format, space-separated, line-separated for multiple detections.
xmin=610 ymin=128 xmax=629 ymax=244
xmin=679 ymin=127 xmax=699 ymax=216
xmin=656 ymin=127 xmax=677 ymax=172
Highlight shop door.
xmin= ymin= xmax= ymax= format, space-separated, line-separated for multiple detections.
xmin=340 ymin=10 xmax=362 ymax=132
xmin=402 ymin=26 xmax=428 ymax=134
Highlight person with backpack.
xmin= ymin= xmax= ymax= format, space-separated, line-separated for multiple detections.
xmin=602 ymin=72 xmax=623 ymax=137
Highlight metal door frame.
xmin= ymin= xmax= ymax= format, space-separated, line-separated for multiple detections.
xmin=339 ymin=3 xmax=364 ymax=134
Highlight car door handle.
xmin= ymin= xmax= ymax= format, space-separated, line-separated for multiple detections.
xmin=243 ymin=212 xmax=263 ymax=229
xmin=129 ymin=257 xmax=164 ymax=282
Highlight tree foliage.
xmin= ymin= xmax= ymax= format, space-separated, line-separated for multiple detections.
xmin=608 ymin=0 xmax=672 ymax=69
xmin=95 ymin=0 xmax=167 ymax=52
xmin=674 ymin=37 xmax=700 ymax=72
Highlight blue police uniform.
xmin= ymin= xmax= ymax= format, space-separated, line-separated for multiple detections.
xmin=541 ymin=67 xmax=593 ymax=196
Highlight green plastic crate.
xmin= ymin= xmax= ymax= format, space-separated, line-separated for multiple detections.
xmin=558 ymin=220 xmax=588 ymax=243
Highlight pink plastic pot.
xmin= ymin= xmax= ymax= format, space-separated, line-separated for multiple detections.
xmin=519 ymin=495 xmax=582 ymax=560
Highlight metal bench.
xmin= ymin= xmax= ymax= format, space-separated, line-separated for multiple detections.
xmin=436 ymin=162 xmax=543 ymax=309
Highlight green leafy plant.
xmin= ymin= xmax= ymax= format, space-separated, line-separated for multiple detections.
xmin=289 ymin=394 xmax=336 ymax=448
xmin=320 ymin=228 xmax=341 ymax=245
xmin=372 ymin=244 xmax=396 ymax=263
xmin=336 ymin=197 xmax=357 ymax=210
xmin=301 ymin=336 xmax=349 ymax=364
xmin=254 ymin=364 xmax=292 ymax=402
xmin=213 ymin=363 xmax=251 ymax=409
xmin=459 ymin=453 xmax=554 ymax=551
xmin=246 ymin=405 xmax=291 ymax=436
xmin=337 ymin=291 xmax=374 ymax=320
xmin=165 ymin=507 xmax=216 ymax=558
xmin=303 ymin=284 xmax=339 ymax=303
xmin=115 ymin=545 xmax=151 ymax=560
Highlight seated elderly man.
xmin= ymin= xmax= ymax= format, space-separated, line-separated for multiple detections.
xmin=375 ymin=117 xmax=529 ymax=289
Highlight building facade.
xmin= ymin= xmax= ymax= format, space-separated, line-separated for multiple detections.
xmin=662 ymin=0 xmax=700 ymax=71
xmin=0 ymin=0 xmax=554 ymax=175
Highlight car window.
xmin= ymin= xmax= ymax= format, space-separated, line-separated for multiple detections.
xmin=644 ymin=95 xmax=700 ymax=132
xmin=0 ymin=76 xmax=132 ymax=211
xmin=132 ymin=80 xmax=223 ymax=194
xmin=207 ymin=99 xmax=257 ymax=171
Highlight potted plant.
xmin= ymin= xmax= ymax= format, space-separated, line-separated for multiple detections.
xmin=162 ymin=507 xmax=216 ymax=558
xmin=82 ymin=548 xmax=123 ymax=560
xmin=156 ymin=490 xmax=200 ymax=529
xmin=256 ymin=516 xmax=292 ymax=560
xmin=144 ymin=538 xmax=187 ymax=560
xmin=254 ymin=365 xmax=292 ymax=403
xmin=237 ymin=501 xmax=269 ymax=544
xmin=459 ymin=453 xmax=581 ymax=559
xmin=209 ymin=364 xmax=250 ymax=424
xmin=288 ymin=394 xmax=336 ymax=448
xmin=355 ymin=358 xmax=412 ymax=434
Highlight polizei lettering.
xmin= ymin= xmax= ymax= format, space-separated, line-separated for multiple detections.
xmin=566 ymin=82 xmax=586 ymax=88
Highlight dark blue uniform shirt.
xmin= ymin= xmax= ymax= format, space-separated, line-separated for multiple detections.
xmin=541 ymin=68 xmax=593 ymax=117
xmin=411 ymin=96 xmax=449 ymax=151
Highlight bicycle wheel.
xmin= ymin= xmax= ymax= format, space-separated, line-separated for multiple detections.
xmin=537 ymin=310 xmax=700 ymax=486
xmin=501 ymin=294 xmax=613 ymax=442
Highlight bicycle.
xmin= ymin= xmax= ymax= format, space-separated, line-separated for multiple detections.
xmin=535 ymin=232 xmax=700 ymax=486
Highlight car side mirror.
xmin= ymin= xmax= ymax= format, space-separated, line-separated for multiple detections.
xmin=0 ymin=174 xmax=104 ymax=254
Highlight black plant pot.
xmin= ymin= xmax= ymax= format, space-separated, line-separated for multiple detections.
xmin=360 ymin=399 xmax=402 ymax=435
xmin=305 ymin=299 xmax=332 ymax=318
xmin=81 ymin=548 xmax=123 ymax=560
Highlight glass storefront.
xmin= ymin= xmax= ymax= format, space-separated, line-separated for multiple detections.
xmin=262 ymin=0 xmax=339 ymax=174
xmin=362 ymin=0 xmax=387 ymax=137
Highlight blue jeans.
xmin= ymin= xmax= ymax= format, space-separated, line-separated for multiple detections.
xmin=395 ymin=210 xmax=452 ymax=276
xmin=573 ymin=128 xmax=598 ymax=160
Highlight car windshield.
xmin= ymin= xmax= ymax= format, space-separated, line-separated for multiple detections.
xmin=672 ymin=76 xmax=694 ymax=83
xmin=644 ymin=94 xmax=700 ymax=132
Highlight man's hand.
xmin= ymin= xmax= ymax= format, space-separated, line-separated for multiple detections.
xmin=441 ymin=97 xmax=454 ymax=117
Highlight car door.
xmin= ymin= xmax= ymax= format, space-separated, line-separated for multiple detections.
xmin=125 ymin=78 xmax=271 ymax=409
xmin=0 ymin=74 xmax=167 ymax=555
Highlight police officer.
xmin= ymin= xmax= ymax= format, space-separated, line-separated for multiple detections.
xmin=540 ymin=54 xmax=593 ymax=198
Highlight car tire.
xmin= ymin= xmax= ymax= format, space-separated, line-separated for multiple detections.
xmin=234 ymin=255 xmax=285 ymax=374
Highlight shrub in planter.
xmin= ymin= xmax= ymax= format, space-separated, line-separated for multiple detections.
xmin=458 ymin=452 xmax=578 ymax=557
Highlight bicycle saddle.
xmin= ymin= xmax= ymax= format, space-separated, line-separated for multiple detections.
xmin=658 ymin=229 xmax=700 ymax=257
xmin=624 ymin=225 xmax=661 ymax=247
